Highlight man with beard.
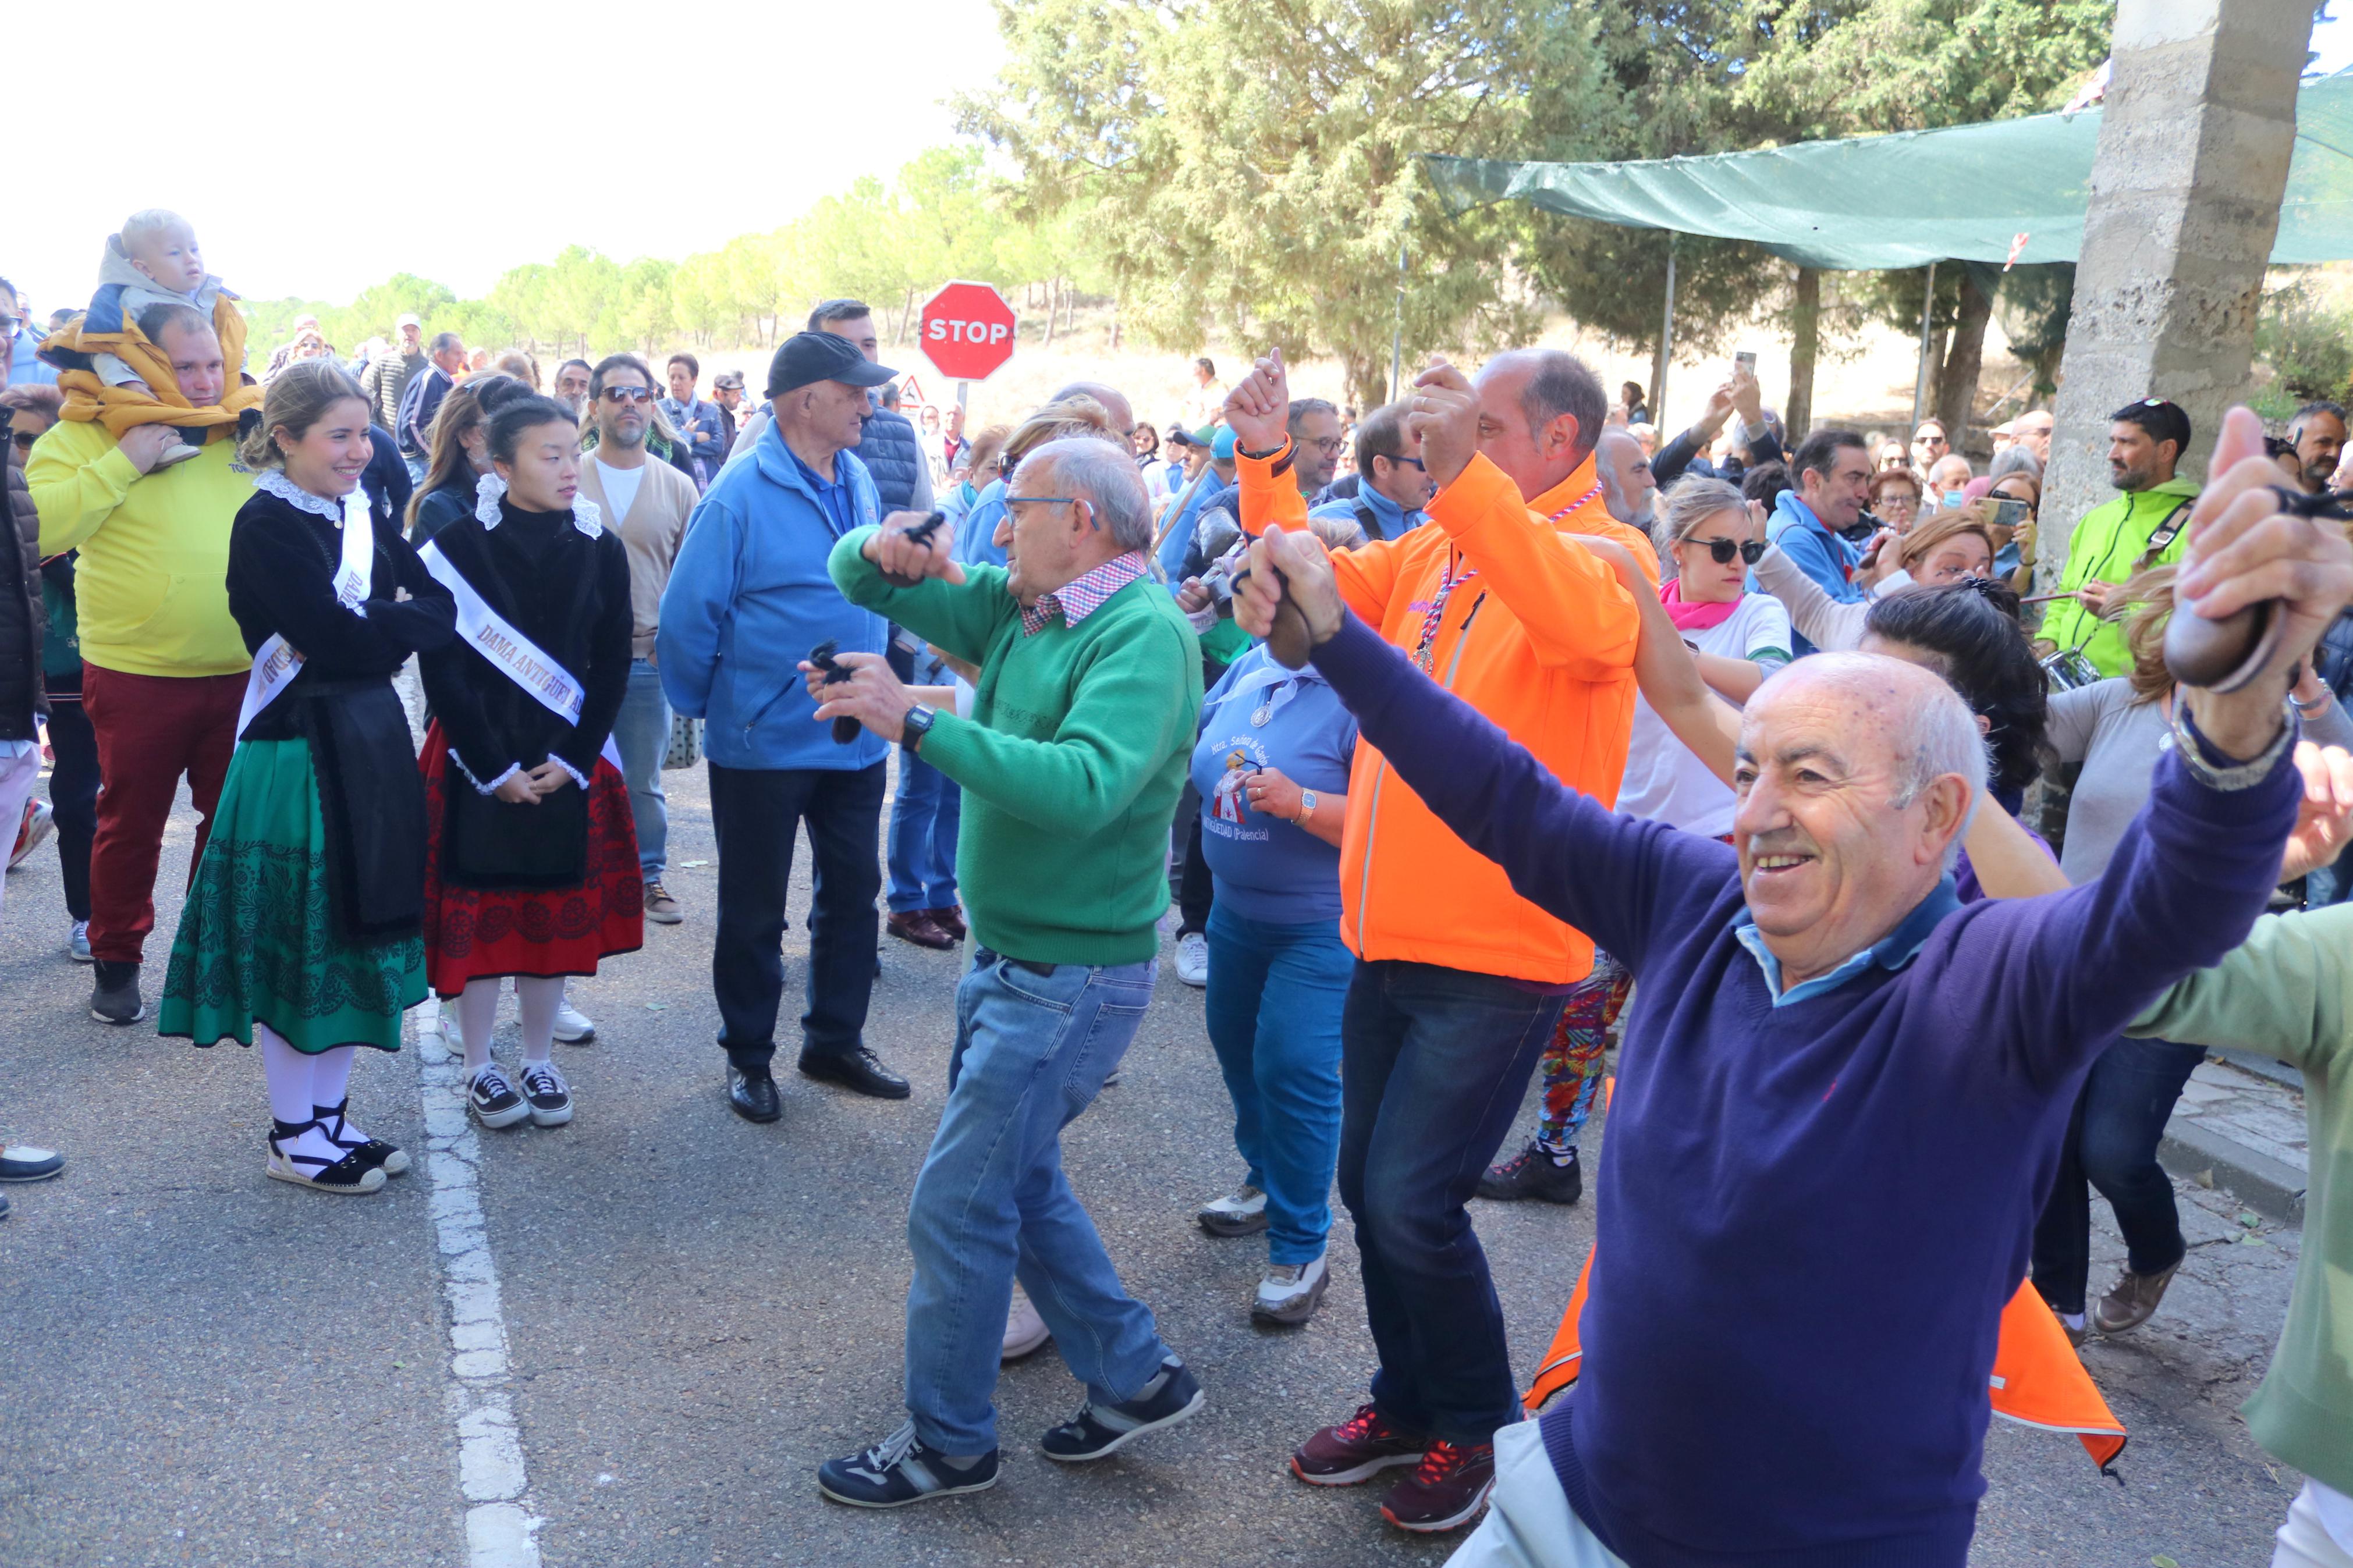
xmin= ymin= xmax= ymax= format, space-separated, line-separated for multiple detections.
xmin=577 ymin=354 xmax=698 ymax=927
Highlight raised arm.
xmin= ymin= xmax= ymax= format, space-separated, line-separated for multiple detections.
xmin=2127 ymin=905 xmax=2352 ymax=1073
xmin=1234 ymin=523 xmax=1712 ymax=962
xmin=1753 ymin=542 xmax=1871 ymax=652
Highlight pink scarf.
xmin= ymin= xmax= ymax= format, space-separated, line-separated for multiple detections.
xmin=1660 ymin=574 xmax=1740 ymax=631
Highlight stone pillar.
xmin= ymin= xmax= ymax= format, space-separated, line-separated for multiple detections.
xmin=2038 ymin=0 xmax=2315 ymax=592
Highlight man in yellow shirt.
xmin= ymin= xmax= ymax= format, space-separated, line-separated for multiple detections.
xmin=27 ymin=303 xmax=252 ymax=1025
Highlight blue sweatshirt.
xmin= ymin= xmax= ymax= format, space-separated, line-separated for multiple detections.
xmin=1754 ymin=491 xmax=1861 ymax=654
xmin=655 ymin=421 xmax=889 ymax=772
xmin=1307 ymin=611 xmax=2297 ymax=1568
xmin=956 ymin=478 xmax=1009 ymax=569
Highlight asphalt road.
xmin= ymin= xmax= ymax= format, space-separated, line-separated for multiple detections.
xmin=0 ymin=760 xmax=2309 ymax=1567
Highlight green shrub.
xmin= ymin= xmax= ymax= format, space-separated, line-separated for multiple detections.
xmin=2256 ymin=281 xmax=2353 ymax=403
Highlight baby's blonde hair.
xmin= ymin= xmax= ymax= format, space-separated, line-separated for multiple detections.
xmin=119 ymin=209 xmax=190 ymax=247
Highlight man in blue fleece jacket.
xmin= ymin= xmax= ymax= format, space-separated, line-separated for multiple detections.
xmin=1234 ymin=403 xmax=2349 ymax=1567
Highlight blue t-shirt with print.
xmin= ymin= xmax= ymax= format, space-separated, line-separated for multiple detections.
xmin=1189 ymin=646 xmax=1358 ymax=926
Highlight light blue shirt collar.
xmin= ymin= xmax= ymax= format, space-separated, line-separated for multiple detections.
xmin=1734 ymin=876 xmax=1961 ymax=1007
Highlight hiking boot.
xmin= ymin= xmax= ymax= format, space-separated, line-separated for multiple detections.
xmin=1252 ymin=1254 xmax=1329 ymax=1326
xmin=1197 ymin=1182 xmax=1269 ymax=1237
xmin=2092 ymin=1261 xmax=2181 ymax=1336
xmin=1380 ymin=1439 xmax=1495 ymax=1533
xmin=1477 ymin=1142 xmax=1582 ymax=1204
xmin=1291 ymin=1403 xmax=1428 ymax=1487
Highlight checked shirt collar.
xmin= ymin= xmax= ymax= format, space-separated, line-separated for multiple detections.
xmin=1020 ymin=551 xmax=1150 ymax=636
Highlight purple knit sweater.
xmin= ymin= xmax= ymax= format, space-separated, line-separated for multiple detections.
xmin=1309 ymin=614 xmax=2297 ymax=1568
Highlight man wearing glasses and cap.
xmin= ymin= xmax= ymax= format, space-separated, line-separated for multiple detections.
xmin=658 ymin=331 xmax=914 ymax=1125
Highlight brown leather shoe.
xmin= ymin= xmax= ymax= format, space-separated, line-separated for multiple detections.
xmin=886 ymin=909 xmax=955 ymax=951
xmin=2092 ymin=1261 xmax=2181 ymax=1335
xmin=929 ymin=905 xmax=968 ymax=942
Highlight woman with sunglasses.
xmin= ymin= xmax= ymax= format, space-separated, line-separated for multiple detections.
xmin=1481 ymin=477 xmax=1788 ymax=1206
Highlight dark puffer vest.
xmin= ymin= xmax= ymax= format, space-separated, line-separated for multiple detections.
xmin=857 ymin=407 xmax=924 ymax=514
xmin=0 ymin=463 xmax=49 ymax=740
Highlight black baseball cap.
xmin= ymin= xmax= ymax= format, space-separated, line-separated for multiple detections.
xmin=2110 ymin=396 xmax=2191 ymax=453
xmin=766 ymin=331 xmax=896 ymax=398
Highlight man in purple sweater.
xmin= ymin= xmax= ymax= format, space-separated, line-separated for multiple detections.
xmin=1234 ymin=406 xmax=2350 ymax=1566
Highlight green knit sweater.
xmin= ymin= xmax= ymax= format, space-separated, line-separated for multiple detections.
xmin=2131 ymin=905 xmax=2353 ymax=1498
xmin=832 ymin=530 xmax=1201 ymax=966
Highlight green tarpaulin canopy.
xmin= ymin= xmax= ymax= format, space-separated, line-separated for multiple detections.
xmin=1425 ymin=70 xmax=2353 ymax=271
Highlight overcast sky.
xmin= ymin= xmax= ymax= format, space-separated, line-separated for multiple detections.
xmin=9 ymin=0 xmax=1005 ymax=313
xmin=12 ymin=5 xmax=2345 ymax=319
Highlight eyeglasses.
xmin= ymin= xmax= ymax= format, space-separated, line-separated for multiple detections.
xmin=1005 ymin=495 xmax=1077 ymax=507
xmin=1305 ymin=437 xmax=1346 ymax=454
xmin=1387 ymin=455 xmax=1426 ymax=471
xmin=601 ymin=386 xmax=654 ymax=403
xmin=9 ymin=430 xmax=36 ymax=451
xmin=1684 ymin=537 xmax=1765 ymax=566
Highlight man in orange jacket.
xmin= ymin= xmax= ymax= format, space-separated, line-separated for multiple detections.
xmin=1222 ymin=347 xmax=1652 ymax=1534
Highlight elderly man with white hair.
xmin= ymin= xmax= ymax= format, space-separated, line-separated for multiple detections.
xmin=1234 ymin=406 xmax=2351 ymax=1566
xmin=806 ymin=434 xmax=1208 ymax=1509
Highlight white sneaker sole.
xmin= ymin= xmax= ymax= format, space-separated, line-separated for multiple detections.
xmin=265 ymin=1154 xmax=386 ymax=1195
xmin=90 ymin=1004 xmax=145 ymax=1025
xmin=1383 ymin=1473 xmax=1496 ymax=1533
xmin=528 ymin=1103 xmax=574 ymax=1128
xmin=818 ymin=1469 xmax=1000 ymax=1509
xmin=1041 ymin=1388 xmax=1206 ymax=1463
xmin=1252 ymin=1269 xmax=1329 ymax=1326
xmin=471 ymin=1100 xmax=531 ymax=1130
xmin=553 ymin=1026 xmax=595 ymax=1045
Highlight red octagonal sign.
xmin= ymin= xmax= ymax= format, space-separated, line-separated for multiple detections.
xmin=918 ymin=280 xmax=1018 ymax=382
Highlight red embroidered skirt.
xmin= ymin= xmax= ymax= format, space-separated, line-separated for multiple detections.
xmin=419 ymin=722 xmax=644 ymax=996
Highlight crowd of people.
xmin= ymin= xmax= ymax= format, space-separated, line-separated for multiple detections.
xmin=3 ymin=208 xmax=2352 ymax=1567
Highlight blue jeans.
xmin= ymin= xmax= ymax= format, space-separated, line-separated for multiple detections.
xmin=1339 ymin=959 xmax=1568 ymax=1446
xmin=1204 ymin=904 xmax=1351 ymax=1264
xmin=611 ymin=658 xmax=670 ymax=880
xmin=885 ymin=749 xmax=961 ymax=913
xmin=904 ymin=950 xmax=1172 ymax=1455
xmin=2029 ymin=1035 xmax=2208 ymax=1314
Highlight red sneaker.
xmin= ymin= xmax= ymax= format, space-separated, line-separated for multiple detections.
xmin=1290 ymin=1403 xmax=1427 ymax=1487
xmin=1379 ymin=1439 xmax=1495 ymax=1533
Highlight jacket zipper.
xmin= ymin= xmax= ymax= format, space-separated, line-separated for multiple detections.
xmin=1356 ymin=588 xmax=1489 ymax=929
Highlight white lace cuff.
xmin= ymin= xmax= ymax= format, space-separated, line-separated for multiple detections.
xmin=552 ymin=756 xmax=590 ymax=791
xmin=449 ymin=751 xmax=524 ymax=796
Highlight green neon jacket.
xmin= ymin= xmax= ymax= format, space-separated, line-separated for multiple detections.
xmin=2036 ymin=477 xmax=2199 ymax=678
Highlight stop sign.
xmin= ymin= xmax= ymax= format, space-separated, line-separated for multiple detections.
xmin=917 ymin=280 xmax=1018 ymax=382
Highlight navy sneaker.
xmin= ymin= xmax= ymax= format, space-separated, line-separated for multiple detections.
xmin=1039 ymin=1356 xmax=1205 ymax=1462
xmin=818 ymin=1421 xmax=999 ymax=1508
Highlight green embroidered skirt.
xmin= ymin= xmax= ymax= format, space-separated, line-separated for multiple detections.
xmin=159 ymin=737 xmax=424 ymax=1053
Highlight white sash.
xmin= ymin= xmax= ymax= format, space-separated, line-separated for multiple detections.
xmin=417 ymin=540 xmax=623 ymax=772
xmin=235 ymin=490 xmax=375 ymax=741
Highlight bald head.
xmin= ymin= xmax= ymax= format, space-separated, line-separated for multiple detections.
xmin=1048 ymin=381 xmax=1134 ymax=437
xmin=1733 ymin=653 xmax=1984 ymax=989
xmin=1472 ymin=349 xmax=1607 ymax=500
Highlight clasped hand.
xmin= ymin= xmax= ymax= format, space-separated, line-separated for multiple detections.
xmin=494 ymin=760 xmax=577 ymax=806
xmin=800 ymin=650 xmax=914 ymax=744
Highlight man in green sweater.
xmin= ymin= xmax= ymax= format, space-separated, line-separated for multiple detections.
xmin=2130 ymin=776 xmax=2353 ymax=1565
xmin=808 ymin=435 xmax=1208 ymax=1508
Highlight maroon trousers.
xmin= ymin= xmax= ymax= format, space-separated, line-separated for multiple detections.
xmin=81 ymin=664 xmax=243 ymax=966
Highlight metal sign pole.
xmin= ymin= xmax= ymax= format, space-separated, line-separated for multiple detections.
xmin=1912 ymin=260 xmax=1939 ymax=432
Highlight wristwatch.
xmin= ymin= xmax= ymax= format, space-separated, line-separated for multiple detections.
xmin=1296 ymin=789 xmax=1319 ymax=823
xmin=901 ymin=703 xmax=938 ymax=752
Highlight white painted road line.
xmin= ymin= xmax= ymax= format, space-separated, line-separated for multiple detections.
xmin=417 ymin=1042 xmax=542 ymax=1568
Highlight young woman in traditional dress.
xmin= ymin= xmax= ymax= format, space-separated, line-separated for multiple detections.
xmin=416 ymin=395 xmax=641 ymax=1130
xmin=159 ymin=360 xmax=457 ymax=1194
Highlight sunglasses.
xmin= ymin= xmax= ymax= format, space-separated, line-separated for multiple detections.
xmin=1685 ymin=536 xmax=1765 ymax=566
xmin=602 ymin=386 xmax=654 ymax=403
xmin=9 ymin=430 xmax=36 ymax=451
